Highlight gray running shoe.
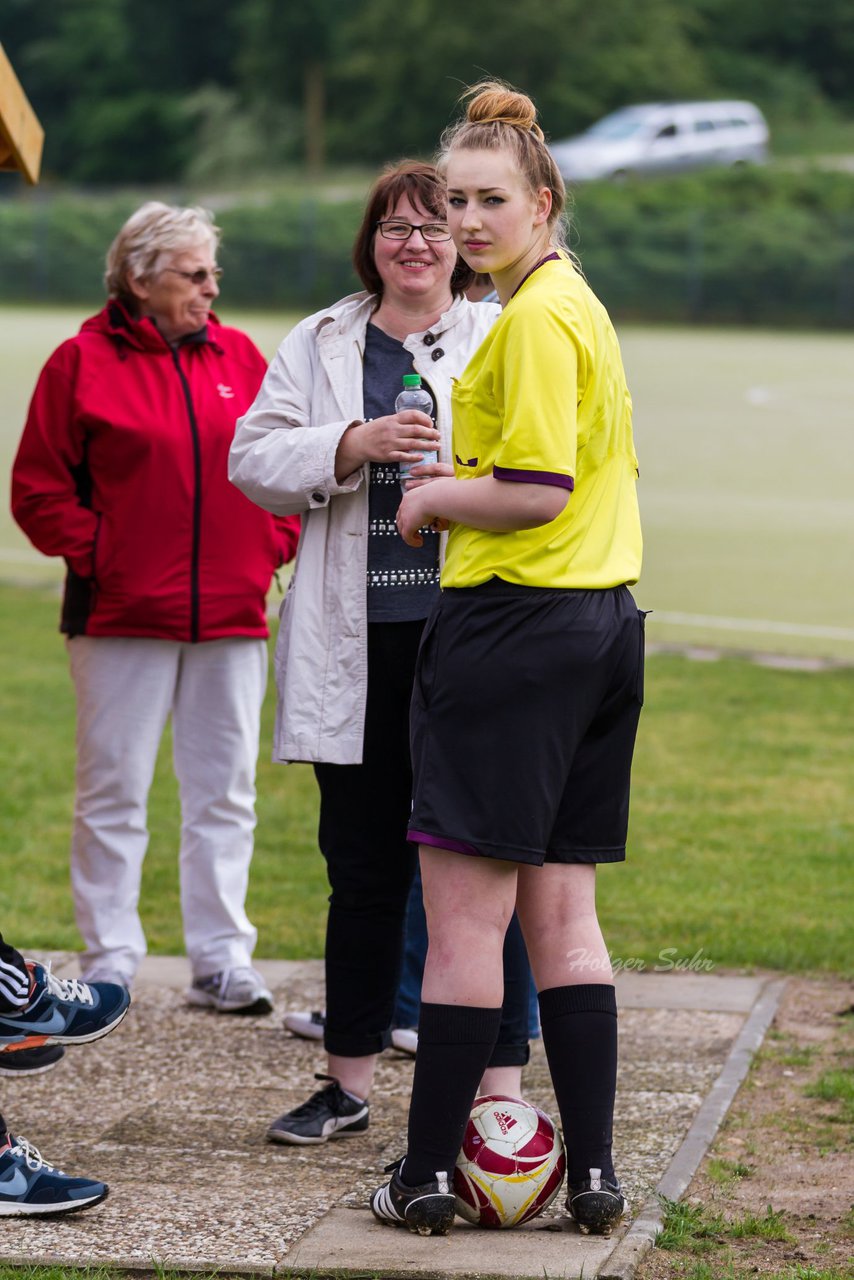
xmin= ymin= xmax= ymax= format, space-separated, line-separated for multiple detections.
xmin=186 ymin=966 xmax=273 ymax=1015
xmin=80 ymin=968 xmax=131 ymax=989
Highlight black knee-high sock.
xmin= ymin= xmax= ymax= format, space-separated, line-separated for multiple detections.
xmin=403 ymin=1002 xmax=502 ymax=1187
xmin=538 ymin=984 xmax=618 ymax=1184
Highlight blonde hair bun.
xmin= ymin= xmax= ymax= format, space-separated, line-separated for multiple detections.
xmin=463 ymin=80 xmax=545 ymax=142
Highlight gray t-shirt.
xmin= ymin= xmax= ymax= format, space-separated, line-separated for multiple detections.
xmin=362 ymin=323 xmax=440 ymax=622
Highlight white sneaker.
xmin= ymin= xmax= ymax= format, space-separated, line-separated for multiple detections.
xmin=283 ymin=1009 xmax=326 ymax=1040
xmin=390 ymin=1027 xmax=418 ymax=1056
xmin=186 ymin=966 xmax=273 ymax=1015
xmin=283 ymin=1010 xmax=417 ymax=1055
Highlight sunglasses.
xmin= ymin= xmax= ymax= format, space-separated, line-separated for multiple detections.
xmin=163 ymin=267 xmax=223 ymax=285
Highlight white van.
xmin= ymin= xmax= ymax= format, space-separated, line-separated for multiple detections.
xmin=549 ymin=101 xmax=769 ymax=182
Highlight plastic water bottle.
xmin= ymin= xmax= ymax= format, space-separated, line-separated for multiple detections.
xmin=395 ymin=373 xmax=437 ymax=491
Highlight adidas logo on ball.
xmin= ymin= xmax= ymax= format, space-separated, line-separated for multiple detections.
xmin=494 ymin=1111 xmax=518 ymax=1135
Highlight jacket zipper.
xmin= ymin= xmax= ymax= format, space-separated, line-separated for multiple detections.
xmin=170 ymin=348 xmax=202 ymax=643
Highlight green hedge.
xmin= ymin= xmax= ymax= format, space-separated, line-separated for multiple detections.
xmin=572 ymin=166 xmax=854 ymax=327
xmin=0 ymin=190 xmax=364 ymax=310
xmin=1 ymin=167 xmax=853 ymax=326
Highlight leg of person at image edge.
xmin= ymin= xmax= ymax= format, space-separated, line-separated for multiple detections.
xmin=0 ymin=936 xmax=112 ymax=1215
xmin=0 ymin=936 xmax=62 ymax=1074
xmin=1 ymin=933 xmax=131 ymax=1056
xmin=0 ymin=937 xmax=61 ymax=1075
xmin=68 ymin=636 xmax=273 ymax=1014
xmin=370 ymin=856 xmax=625 ymax=1238
xmin=267 ymin=625 xmax=530 ymax=1147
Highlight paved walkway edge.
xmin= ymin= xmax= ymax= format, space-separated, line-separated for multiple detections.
xmin=598 ymin=976 xmax=788 ymax=1280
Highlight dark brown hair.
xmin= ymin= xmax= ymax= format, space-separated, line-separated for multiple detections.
xmin=352 ymin=159 xmax=474 ymax=299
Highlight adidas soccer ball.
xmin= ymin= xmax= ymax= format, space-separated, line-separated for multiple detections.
xmin=454 ymin=1094 xmax=566 ymax=1228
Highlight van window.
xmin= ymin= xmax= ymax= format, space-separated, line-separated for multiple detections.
xmin=694 ymin=120 xmax=716 ymax=132
xmin=655 ymin=124 xmax=678 ymax=138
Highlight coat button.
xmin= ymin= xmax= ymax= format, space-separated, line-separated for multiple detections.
xmin=311 ymin=491 xmax=326 ymax=504
xmin=431 ymin=347 xmax=444 ymax=361
xmin=423 ymin=333 xmax=436 ymax=346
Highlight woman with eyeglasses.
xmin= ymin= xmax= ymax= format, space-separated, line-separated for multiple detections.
xmin=11 ymin=202 xmax=299 ymax=1011
xmin=229 ymin=160 xmax=532 ymax=1145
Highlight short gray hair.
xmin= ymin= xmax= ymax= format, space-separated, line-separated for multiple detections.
xmin=104 ymin=201 xmax=221 ymax=300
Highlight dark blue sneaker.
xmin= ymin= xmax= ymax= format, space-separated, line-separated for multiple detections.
xmin=0 ymin=1044 xmax=65 ymax=1076
xmin=0 ymin=1136 xmax=108 ymax=1216
xmin=0 ymin=963 xmax=130 ymax=1053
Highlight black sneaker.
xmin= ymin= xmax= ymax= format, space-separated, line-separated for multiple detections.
xmin=266 ymin=1074 xmax=369 ymax=1145
xmin=0 ymin=1044 xmax=65 ymax=1076
xmin=566 ymin=1167 xmax=626 ymax=1235
xmin=370 ymin=1158 xmax=456 ymax=1236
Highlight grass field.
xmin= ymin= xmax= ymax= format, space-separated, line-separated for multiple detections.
xmin=1 ymin=582 xmax=851 ymax=975
xmin=2 ymin=306 xmax=853 ymax=662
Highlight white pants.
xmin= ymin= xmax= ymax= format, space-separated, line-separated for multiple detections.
xmin=67 ymin=636 xmax=268 ymax=981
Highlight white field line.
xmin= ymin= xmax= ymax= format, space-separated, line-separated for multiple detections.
xmin=652 ymin=611 xmax=854 ymax=642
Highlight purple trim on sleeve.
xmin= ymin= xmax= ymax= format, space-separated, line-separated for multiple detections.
xmin=408 ymin=829 xmax=485 ymax=858
xmin=493 ymin=465 xmax=574 ymax=490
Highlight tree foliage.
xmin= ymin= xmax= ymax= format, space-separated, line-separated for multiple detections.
xmin=1 ymin=0 xmax=852 ymax=182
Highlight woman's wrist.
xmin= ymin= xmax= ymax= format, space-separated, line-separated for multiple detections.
xmin=334 ymin=420 xmax=368 ymax=482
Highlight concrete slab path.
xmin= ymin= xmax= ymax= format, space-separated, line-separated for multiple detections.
xmin=0 ymin=956 xmax=783 ymax=1279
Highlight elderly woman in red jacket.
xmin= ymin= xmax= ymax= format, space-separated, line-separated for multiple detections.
xmin=11 ymin=202 xmax=299 ymax=1012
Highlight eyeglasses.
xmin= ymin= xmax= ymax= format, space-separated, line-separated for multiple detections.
xmin=163 ymin=267 xmax=223 ymax=285
xmin=375 ymin=220 xmax=451 ymax=242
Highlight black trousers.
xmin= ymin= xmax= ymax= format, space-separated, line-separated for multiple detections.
xmin=314 ymin=621 xmax=530 ymax=1063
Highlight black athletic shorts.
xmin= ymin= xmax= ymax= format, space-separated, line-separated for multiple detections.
xmin=407 ymin=579 xmax=645 ymax=866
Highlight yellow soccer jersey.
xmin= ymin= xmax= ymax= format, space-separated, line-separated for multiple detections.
xmin=442 ymin=254 xmax=642 ymax=590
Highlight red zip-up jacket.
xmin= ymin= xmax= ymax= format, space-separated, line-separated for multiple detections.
xmin=11 ymin=302 xmax=299 ymax=641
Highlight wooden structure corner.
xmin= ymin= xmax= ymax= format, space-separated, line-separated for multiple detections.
xmin=0 ymin=42 xmax=44 ymax=184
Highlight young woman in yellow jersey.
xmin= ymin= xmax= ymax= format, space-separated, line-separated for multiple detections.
xmin=371 ymin=82 xmax=645 ymax=1238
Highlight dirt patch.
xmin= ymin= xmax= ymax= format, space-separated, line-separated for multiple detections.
xmin=637 ymin=976 xmax=854 ymax=1279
